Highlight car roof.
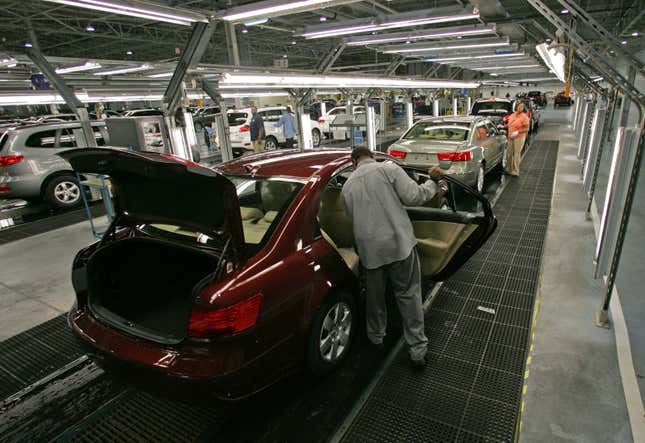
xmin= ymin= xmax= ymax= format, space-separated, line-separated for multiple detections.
xmin=2 ymin=120 xmax=105 ymax=133
xmin=474 ymin=98 xmax=513 ymax=104
xmin=216 ymin=148 xmax=389 ymax=180
xmin=228 ymin=106 xmax=285 ymax=113
xmin=415 ymin=116 xmax=481 ymax=124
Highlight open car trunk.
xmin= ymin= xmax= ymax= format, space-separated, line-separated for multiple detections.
xmin=87 ymin=237 xmax=219 ymax=344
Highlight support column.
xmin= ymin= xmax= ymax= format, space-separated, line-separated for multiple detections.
xmin=433 ymin=99 xmax=440 ymax=117
xmin=404 ymin=96 xmax=413 ymax=130
xmin=466 ymin=96 xmax=472 ymax=115
xmin=224 ymin=22 xmax=240 ymax=66
xmin=617 ymin=67 xmax=636 ymax=128
xmin=453 ymin=97 xmax=458 ymax=116
xmin=366 ymin=106 xmax=376 ymax=151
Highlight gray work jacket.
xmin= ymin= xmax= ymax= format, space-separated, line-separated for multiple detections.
xmin=342 ymin=158 xmax=437 ymax=270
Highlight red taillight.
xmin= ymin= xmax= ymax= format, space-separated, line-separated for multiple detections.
xmin=389 ymin=150 xmax=407 ymax=159
xmin=437 ymin=152 xmax=472 ymax=162
xmin=188 ymin=293 xmax=263 ymax=338
xmin=318 ymin=119 xmax=326 ymax=123
xmin=502 ymin=114 xmax=511 ymax=123
xmin=0 ymin=184 xmax=10 ymax=193
xmin=239 ymin=125 xmax=250 ymax=132
xmin=0 ymin=155 xmax=24 ymax=167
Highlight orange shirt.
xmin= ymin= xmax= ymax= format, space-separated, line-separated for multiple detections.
xmin=507 ymin=112 xmax=530 ymax=139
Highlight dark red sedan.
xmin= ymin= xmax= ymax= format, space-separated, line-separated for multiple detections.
xmin=62 ymin=148 xmax=495 ymax=400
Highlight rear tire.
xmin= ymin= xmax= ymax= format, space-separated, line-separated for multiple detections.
xmin=307 ymin=291 xmax=356 ymax=377
xmin=265 ymin=136 xmax=278 ymax=150
xmin=43 ymin=174 xmax=83 ymax=209
xmin=312 ymin=129 xmax=321 ymax=147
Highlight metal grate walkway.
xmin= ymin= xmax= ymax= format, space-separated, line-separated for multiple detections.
xmin=0 ymin=314 xmax=84 ymax=399
xmin=340 ymin=141 xmax=558 ymax=442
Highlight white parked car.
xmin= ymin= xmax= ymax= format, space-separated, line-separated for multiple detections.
xmin=318 ymin=106 xmax=381 ymax=140
xmin=227 ymin=106 xmax=322 ymax=155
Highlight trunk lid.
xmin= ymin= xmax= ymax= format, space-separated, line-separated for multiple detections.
xmin=60 ymin=148 xmax=245 ymax=257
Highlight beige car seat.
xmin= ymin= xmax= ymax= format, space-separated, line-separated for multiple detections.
xmin=318 ymin=187 xmax=359 ymax=275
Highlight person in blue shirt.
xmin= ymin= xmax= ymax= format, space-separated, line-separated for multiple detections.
xmin=276 ymin=106 xmax=297 ymax=149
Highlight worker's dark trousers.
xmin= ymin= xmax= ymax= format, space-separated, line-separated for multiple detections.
xmin=364 ymin=247 xmax=428 ymax=361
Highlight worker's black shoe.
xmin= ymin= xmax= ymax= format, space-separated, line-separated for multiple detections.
xmin=410 ymin=354 xmax=428 ymax=370
xmin=370 ymin=341 xmax=385 ymax=353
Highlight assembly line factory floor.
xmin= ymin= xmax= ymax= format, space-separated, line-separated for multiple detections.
xmin=0 ymin=109 xmax=641 ymax=442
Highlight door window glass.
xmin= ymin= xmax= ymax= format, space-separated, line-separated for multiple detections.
xmin=25 ymin=129 xmax=57 ymax=148
xmin=58 ymin=128 xmax=77 ymax=148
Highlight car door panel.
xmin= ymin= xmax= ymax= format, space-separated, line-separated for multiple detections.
xmin=402 ymin=169 xmax=497 ymax=281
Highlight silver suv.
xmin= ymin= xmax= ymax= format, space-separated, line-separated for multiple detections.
xmin=0 ymin=121 xmax=108 ymax=208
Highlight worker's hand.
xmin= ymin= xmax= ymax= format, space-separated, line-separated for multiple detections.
xmin=428 ymin=166 xmax=444 ymax=179
xmin=510 ymin=130 xmax=519 ymax=137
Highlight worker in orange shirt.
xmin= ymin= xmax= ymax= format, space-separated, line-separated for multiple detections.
xmin=505 ymin=101 xmax=530 ymax=176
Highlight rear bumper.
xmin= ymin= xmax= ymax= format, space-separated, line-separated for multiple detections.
xmin=68 ymin=307 xmax=292 ymax=401
xmin=0 ymin=174 xmax=43 ymax=199
xmin=398 ymin=160 xmax=478 ymax=186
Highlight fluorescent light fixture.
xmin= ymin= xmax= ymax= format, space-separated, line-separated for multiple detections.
xmin=221 ymin=0 xmax=361 ymax=22
xmin=55 ymin=61 xmax=102 ymax=74
xmin=592 ymin=77 xmax=604 ymax=82
xmin=471 ymin=64 xmax=542 ymax=71
xmin=561 ymin=9 xmax=569 ymax=14
xmin=220 ymin=91 xmax=290 ymax=98
xmin=621 ymin=40 xmax=627 ymax=45
xmin=426 ymin=51 xmax=525 ymax=63
xmin=24 ymin=42 xmax=33 ymax=48
xmin=7 ymin=63 xmax=17 ymax=68
xmin=85 ymin=24 xmax=95 ymax=32
xmin=380 ymin=37 xmax=510 ymax=54
xmin=0 ymin=56 xmax=17 ymax=68
xmin=42 ymin=0 xmax=208 ymax=26
xmin=489 ymin=73 xmax=498 ymax=77
xmin=147 ymin=72 xmax=174 ymax=78
xmin=243 ymin=17 xmax=268 ymax=26
xmin=93 ymin=64 xmax=151 ymax=76
xmin=536 ymin=43 xmax=566 ymax=82
xmin=632 ymin=31 xmax=639 ymax=36
xmin=344 ymin=24 xmax=496 ymax=46
xmin=218 ymin=72 xmax=480 ymax=90
xmin=300 ymin=6 xmax=479 ymax=39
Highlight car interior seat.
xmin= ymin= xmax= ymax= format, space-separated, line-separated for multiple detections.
xmin=241 ymin=181 xmax=295 ymax=245
xmin=317 ymin=187 xmax=359 ymax=276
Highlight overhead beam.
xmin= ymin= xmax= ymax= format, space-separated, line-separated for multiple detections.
xmin=163 ymin=20 xmax=216 ymax=116
xmin=556 ymin=0 xmax=644 ymax=73
xmin=25 ymin=47 xmax=96 ymax=147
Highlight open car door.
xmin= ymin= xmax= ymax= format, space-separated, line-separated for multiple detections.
xmin=403 ymin=167 xmax=497 ymax=282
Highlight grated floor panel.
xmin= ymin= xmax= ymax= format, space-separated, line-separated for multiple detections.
xmin=0 ymin=314 xmax=84 ymax=399
xmin=340 ymin=140 xmax=558 ymax=442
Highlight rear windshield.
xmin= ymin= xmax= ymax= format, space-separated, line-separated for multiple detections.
xmin=471 ymin=101 xmax=513 ymax=115
xmin=228 ymin=112 xmax=248 ymax=126
xmin=404 ymin=121 xmax=470 ymax=141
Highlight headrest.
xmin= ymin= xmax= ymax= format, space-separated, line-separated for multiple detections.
xmin=240 ymin=207 xmax=263 ymax=221
xmin=261 ymin=181 xmax=294 ymax=212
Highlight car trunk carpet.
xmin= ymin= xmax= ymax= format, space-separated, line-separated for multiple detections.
xmin=339 ymin=140 xmax=558 ymax=442
xmin=88 ymin=238 xmax=219 ymax=341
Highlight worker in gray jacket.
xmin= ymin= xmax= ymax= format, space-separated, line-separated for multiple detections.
xmin=342 ymin=147 xmax=444 ymax=368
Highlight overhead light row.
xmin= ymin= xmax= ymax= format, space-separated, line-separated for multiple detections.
xmin=299 ymin=6 xmax=479 ymax=39
xmin=221 ymin=0 xmax=363 ymax=22
xmin=425 ymin=51 xmax=526 ymax=63
xmin=218 ymin=72 xmax=480 ymax=90
xmin=0 ymin=91 xmax=208 ymax=106
xmin=379 ymin=37 xmax=510 ymax=54
xmin=344 ymin=24 xmax=496 ymax=46
xmin=55 ymin=61 xmax=102 ymax=74
xmin=42 ymin=0 xmax=208 ymax=26
xmin=93 ymin=64 xmax=151 ymax=76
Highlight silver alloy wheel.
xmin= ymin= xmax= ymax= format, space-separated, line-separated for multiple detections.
xmin=319 ymin=301 xmax=352 ymax=363
xmin=265 ymin=138 xmax=277 ymax=150
xmin=476 ymin=163 xmax=485 ymax=193
xmin=312 ymin=129 xmax=321 ymax=147
xmin=54 ymin=181 xmax=80 ymax=204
